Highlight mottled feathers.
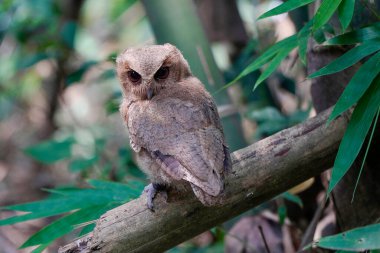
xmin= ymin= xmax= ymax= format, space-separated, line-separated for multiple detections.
xmin=117 ymin=44 xmax=231 ymax=207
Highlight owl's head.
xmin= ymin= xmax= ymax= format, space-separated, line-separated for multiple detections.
xmin=116 ymin=43 xmax=191 ymax=100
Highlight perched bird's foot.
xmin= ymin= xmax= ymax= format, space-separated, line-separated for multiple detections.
xmin=144 ymin=183 xmax=167 ymax=211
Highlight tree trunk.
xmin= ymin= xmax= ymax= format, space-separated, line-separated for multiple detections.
xmin=194 ymin=0 xmax=248 ymax=57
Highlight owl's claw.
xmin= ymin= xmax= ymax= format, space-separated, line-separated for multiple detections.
xmin=144 ymin=183 xmax=167 ymax=211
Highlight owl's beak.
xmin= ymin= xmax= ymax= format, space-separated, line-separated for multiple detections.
xmin=146 ymin=88 xmax=154 ymax=100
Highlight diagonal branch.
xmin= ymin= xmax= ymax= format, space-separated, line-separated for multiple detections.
xmin=59 ymin=107 xmax=350 ymax=253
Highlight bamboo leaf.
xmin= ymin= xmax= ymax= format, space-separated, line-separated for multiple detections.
xmin=253 ymin=46 xmax=294 ymax=90
xmin=327 ymin=76 xmax=380 ymax=195
xmin=1 ymin=201 xmax=104 ymax=227
xmin=65 ymin=60 xmax=98 ymax=86
xmin=0 ymin=180 xmax=142 ymax=226
xmin=313 ymin=27 xmax=327 ymax=43
xmin=298 ymin=19 xmax=313 ymax=64
xmin=224 ymin=35 xmax=298 ymax=88
xmin=313 ymin=0 xmax=343 ymax=31
xmin=0 ymin=192 xmax=117 ymax=226
xmin=278 ymin=205 xmax=287 ymax=225
xmin=312 ymin=223 xmax=380 ymax=250
xmin=328 ymin=51 xmax=380 ymax=123
xmin=20 ymin=204 xmax=116 ymax=248
xmin=282 ymin=192 xmax=303 ymax=208
xmin=45 ymin=188 xmax=135 ymax=202
xmin=326 ymin=22 xmax=380 ymax=45
xmin=79 ymin=223 xmax=96 ymax=236
xmin=309 ymin=39 xmax=380 ymax=78
xmin=87 ymin=179 xmax=143 ymax=197
xmin=18 ymin=53 xmax=51 ymax=70
xmin=24 ymin=137 xmax=75 ymax=164
xmin=258 ymin=0 xmax=315 ymax=20
xmin=69 ymin=156 xmax=98 ymax=172
xmin=60 ymin=21 xmax=77 ymax=49
xmin=352 ymin=108 xmax=379 ymax=202
xmin=337 ymin=0 xmax=355 ymax=32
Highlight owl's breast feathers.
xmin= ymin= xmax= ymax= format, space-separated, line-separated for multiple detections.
xmin=126 ymin=86 xmax=230 ymax=197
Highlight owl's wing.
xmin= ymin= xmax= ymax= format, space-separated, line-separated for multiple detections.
xmin=128 ymin=97 xmax=230 ymax=196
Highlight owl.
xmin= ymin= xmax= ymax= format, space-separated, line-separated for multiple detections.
xmin=116 ymin=43 xmax=231 ymax=210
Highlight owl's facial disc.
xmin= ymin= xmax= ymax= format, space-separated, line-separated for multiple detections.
xmin=146 ymin=66 xmax=170 ymax=100
xmin=124 ymin=63 xmax=171 ymax=100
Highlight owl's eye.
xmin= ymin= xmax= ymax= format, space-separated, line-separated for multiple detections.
xmin=128 ymin=70 xmax=141 ymax=83
xmin=154 ymin=67 xmax=169 ymax=80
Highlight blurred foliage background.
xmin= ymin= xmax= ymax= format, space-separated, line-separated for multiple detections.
xmin=0 ymin=0 xmax=379 ymax=252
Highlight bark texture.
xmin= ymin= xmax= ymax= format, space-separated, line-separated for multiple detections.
xmin=59 ymin=107 xmax=350 ymax=253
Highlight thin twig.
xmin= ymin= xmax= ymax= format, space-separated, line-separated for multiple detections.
xmin=298 ymin=199 xmax=328 ymax=251
xmin=258 ymin=225 xmax=271 ymax=253
xmin=360 ymin=0 xmax=380 ymax=20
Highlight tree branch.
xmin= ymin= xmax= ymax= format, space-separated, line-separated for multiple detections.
xmin=59 ymin=107 xmax=350 ymax=253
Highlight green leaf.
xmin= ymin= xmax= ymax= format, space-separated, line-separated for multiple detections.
xmin=105 ymin=91 xmax=122 ymax=114
xmin=253 ymin=45 xmax=295 ymax=90
xmin=326 ymin=22 xmax=380 ymax=45
xmin=224 ymin=35 xmax=298 ymax=88
xmin=69 ymin=156 xmax=98 ymax=172
xmin=18 ymin=52 xmax=51 ymax=69
xmin=278 ymin=205 xmax=287 ymax=225
xmin=313 ymin=0 xmax=343 ymax=31
xmin=247 ymin=107 xmax=285 ymax=122
xmin=24 ymin=137 xmax=75 ymax=164
xmin=352 ymin=108 xmax=379 ymax=202
xmin=79 ymin=223 xmax=95 ymax=236
xmin=0 ymin=179 xmax=142 ymax=228
xmin=288 ymin=107 xmax=312 ymax=125
xmin=66 ymin=60 xmax=98 ymax=86
xmin=327 ymin=76 xmax=380 ymax=195
xmin=258 ymin=0 xmax=315 ymax=20
xmin=60 ymin=21 xmax=77 ymax=49
xmin=328 ymin=51 xmax=380 ymax=123
xmin=337 ymin=0 xmax=355 ymax=31
xmin=310 ymin=22 xmax=336 ymax=44
xmin=98 ymin=68 xmax=116 ymax=81
xmin=256 ymin=121 xmax=288 ymax=137
xmin=20 ymin=204 xmax=115 ymax=248
xmin=0 ymin=193 xmax=117 ymax=226
xmin=309 ymin=39 xmax=380 ymax=78
xmin=313 ymin=223 xmax=380 ymax=250
xmin=298 ymin=20 xmax=313 ymax=65
xmin=282 ymin=192 xmax=303 ymax=208
xmin=45 ymin=188 xmax=133 ymax=203
xmin=87 ymin=179 xmax=143 ymax=197
xmin=105 ymin=97 xmax=121 ymax=114
xmin=313 ymin=27 xmax=327 ymax=43
xmin=322 ymin=23 xmax=336 ymax=36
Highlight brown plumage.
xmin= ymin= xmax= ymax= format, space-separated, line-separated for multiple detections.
xmin=116 ymin=43 xmax=231 ymax=209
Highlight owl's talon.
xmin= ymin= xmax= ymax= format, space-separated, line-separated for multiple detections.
xmin=144 ymin=183 xmax=167 ymax=211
